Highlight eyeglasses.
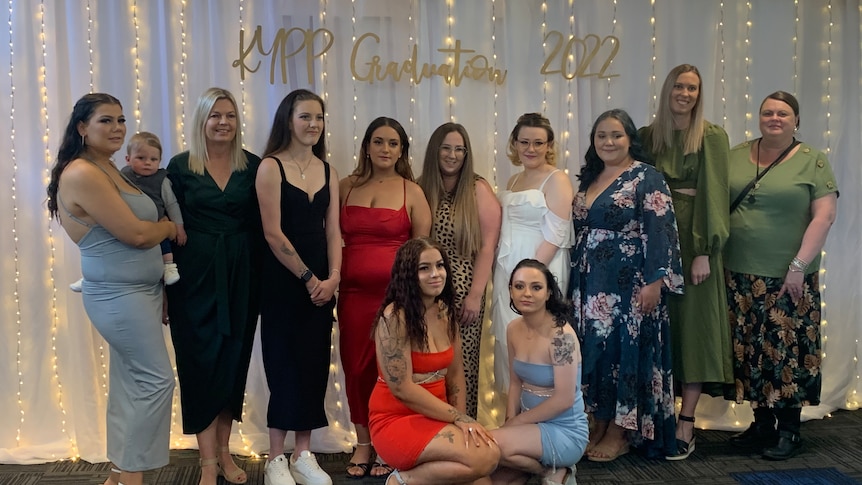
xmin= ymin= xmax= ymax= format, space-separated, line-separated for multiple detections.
xmin=516 ymin=139 xmax=548 ymax=150
xmin=440 ymin=145 xmax=468 ymax=157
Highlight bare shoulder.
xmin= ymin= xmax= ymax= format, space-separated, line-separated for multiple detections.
xmin=475 ymin=177 xmax=497 ymax=199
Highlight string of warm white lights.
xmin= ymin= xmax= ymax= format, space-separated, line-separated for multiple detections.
xmin=86 ymin=0 xmax=109 ymax=402
xmin=178 ymin=0 xmax=187 ymax=150
xmin=40 ymin=0 xmax=77 ymax=459
xmin=563 ymin=0 xmax=575 ymax=173
xmin=321 ymin=0 xmax=332 ymax=161
xmin=86 ymin=0 xmax=93 ymax=91
xmin=743 ymin=1 xmax=752 ymax=139
xmin=9 ymin=0 xmax=23 ymax=450
xmin=605 ymin=0 xmax=618 ymax=107
xmin=541 ymin=1 xmax=548 ymax=114
xmin=351 ymin=0 xmax=357 ymax=163
xmin=490 ymin=0 xmax=499 ymax=193
xmin=318 ymin=0 xmax=349 ymax=451
xmin=649 ymin=0 xmax=657 ymax=116
xmin=131 ymin=0 xmax=142 ymax=128
xmin=793 ymin=0 xmax=799 ymax=96
xmin=823 ymin=1 xmax=833 ymax=155
xmin=718 ymin=2 xmax=727 ymax=127
xmin=408 ymin=0 xmax=416 ymax=143
xmin=235 ymin=0 xmax=254 ymax=457
xmin=447 ymin=0 xmax=454 ymax=121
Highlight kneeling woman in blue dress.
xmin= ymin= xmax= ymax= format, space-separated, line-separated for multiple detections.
xmin=491 ymin=259 xmax=588 ymax=485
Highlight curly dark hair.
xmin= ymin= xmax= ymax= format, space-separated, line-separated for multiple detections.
xmin=47 ymin=93 xmax=122 ymax=219
xmin=507 ymin=258 xmax=573 ymax=328
xmin=374 ymin=237 xmax=457 ymax=351
xmin=577 ymin=108 xmax=652 ymax=192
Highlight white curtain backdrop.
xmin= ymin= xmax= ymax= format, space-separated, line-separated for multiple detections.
xmin=0 ymin=0 xmax=859 ymax=465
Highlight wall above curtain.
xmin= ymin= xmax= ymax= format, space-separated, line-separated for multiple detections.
xmin=0 ymin=0 xmax=859 ymax=465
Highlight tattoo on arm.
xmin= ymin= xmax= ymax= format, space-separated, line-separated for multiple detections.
xmin=552 ymin=331 xmax=575 ymax=366
xmin=448 ymin=407 xmax=476 ymax=424
xmin=446 ymin=382 xmax=460 ymax=407
xmin=279 ymin=243 xmax=296 ymax=257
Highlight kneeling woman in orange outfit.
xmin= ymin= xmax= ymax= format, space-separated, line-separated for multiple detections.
xmin=369 ymin=237 xmax=500 ymax=485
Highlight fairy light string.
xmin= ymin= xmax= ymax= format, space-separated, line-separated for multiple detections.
xmin=743 ymin=1 xmax=752 ymax=139
xmin=40 ymin=0 xmax=77 ymax=459
xmin=10 ymin=0 xmax=23 ymax=450
xmin=605 ymin=0 xmax=617 ymax=108
xmin=131 ymin=0 xmax=141 ymax=128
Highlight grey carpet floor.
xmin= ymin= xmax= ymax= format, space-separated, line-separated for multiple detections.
xmin=2 ymin=409 xmax=861 ymax=484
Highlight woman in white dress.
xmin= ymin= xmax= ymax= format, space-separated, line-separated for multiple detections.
xmin=491 ymin=113 xmax=574 ymax=409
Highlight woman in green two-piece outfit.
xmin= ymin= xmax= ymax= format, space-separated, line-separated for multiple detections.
xmin=166 ymin=87 xmax=262 ymax=485
xmin=639 ymin=64 xmax=733 ymax=461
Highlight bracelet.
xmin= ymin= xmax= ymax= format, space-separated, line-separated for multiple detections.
xmin=329 ymin=269 xmax=341 ymax=277
xmin=790 ymin=257 xmax=809 ymax=271
xmin=788 ymin=264 xmax=803 ymax=273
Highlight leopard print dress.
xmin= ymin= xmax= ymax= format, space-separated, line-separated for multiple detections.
xmin=433 ymin=189 xmax=484 ymax=419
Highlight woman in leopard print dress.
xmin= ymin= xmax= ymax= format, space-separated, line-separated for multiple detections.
xmin=418 ymin=123 xmax=501 ymax=418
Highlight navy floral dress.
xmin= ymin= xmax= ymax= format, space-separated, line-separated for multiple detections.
xmin=569 ymin=161 xmax=683 ymax=458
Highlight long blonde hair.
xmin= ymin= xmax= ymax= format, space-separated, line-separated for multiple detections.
xmin=418 ymin=123 xmax=482 ymax=258
xmin=651 ymin=64 xmax=705 ymax=156
xmin=188 ymin=87 xmax=247 ymax=175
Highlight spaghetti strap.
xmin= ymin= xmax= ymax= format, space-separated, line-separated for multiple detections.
xmin=510 ymin=171 xmax=522 ymax=190
xmin=402 ymin=178 xmax=407 ymax=208
xmin=57 ymin=195 xmax=92 ymax=228
xmin=271 ymin=156 xmax=287 ymax=183
xmin=538 ymin=169 xmax=559 ymax=191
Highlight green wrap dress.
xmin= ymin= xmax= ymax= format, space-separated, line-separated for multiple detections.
xmin=166 ymin=150 xmax=262 ymax=434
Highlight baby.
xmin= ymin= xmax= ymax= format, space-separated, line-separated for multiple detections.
xmin=70 ymin=132 xmax=186 ymax=291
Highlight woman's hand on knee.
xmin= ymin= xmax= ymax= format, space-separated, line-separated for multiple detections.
xmin=454 ymin=419 xmax=496 ymax=448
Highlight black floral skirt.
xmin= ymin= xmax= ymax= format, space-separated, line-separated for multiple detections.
xmin=724 ymin=270 xmax=822 ymax=409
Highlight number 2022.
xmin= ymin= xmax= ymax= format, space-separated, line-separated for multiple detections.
xmin=540 ymin=31 xmax=620 ymax=80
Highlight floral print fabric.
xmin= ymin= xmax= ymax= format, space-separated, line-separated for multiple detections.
xmin=569 ymin=161 xmax=683 ymax=458
xmin=724 ymin=270 xmax=822 ymax=408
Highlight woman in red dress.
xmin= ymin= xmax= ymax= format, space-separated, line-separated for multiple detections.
xmin=338 ymin=117 xmax=432 ymax=478
xmin=369 ymin=237 xmax=498 ymax=485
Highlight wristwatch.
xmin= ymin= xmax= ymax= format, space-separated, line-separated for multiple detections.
xmin=300 ymin=269 xmax=313 ymax=282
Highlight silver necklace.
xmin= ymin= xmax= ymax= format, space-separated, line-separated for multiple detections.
xmin=291 ymin=153 xmax=313 ymax=180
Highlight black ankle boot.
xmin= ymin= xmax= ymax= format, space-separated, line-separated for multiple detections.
xmin=729 ymin=409 xmax=777 ymax=450
xmin=762 ymin=430 xmax=802 ymax=460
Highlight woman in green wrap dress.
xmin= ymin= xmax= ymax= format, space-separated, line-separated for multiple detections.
xmin=166 ymin=87 xmax=261 ymax=485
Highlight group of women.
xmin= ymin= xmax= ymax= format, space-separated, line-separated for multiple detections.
xmin=47 ymin=60 xmax=837 ymax=485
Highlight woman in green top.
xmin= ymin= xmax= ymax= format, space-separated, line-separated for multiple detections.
xmin=638 ymin=64 xmax=733 ymax=461
xmin=166 ymin=87 xmax=262 ymax=485
xmin=724 ymin=91 xmax=838 ymax=461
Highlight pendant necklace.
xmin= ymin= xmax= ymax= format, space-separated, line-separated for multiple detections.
xmin=291 ymin=153 xmax=313 ymax=180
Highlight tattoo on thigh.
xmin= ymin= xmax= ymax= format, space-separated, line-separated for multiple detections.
xmin=435 ymin=430 xmax=455 ymax=444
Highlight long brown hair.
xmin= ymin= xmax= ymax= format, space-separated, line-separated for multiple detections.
xmin=262 ymin=89 xmax=326 ymax=160
xmin=351 ymin=117 xmax=414 ymax=186
xmin=418 ymin=123 xmax=482 ymax=258
xmin=373 ymin=238 xmax=457 ymax=352
xmin=650 ymin=64 xmax=705 ymax=156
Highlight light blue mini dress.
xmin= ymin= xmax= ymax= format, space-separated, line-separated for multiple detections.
xmin=513 ymin=359 xmax=589 ymax=468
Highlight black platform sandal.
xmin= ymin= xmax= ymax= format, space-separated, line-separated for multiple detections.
xmin=665 ymin=414 xmax=696 ymax=461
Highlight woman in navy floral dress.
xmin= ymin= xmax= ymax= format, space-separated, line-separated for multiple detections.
xmin=569 ymin=109 xmax=683 ymax=461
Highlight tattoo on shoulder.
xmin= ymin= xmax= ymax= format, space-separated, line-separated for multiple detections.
xmin=435 ymin=430 xmax=455 ymax=444
xmin=552 ymin=331 xmax=576 ymax=366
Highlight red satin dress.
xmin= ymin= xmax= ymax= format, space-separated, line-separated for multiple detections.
xmin=369 ymin=346 xmax=454 ymax=469
xmin=338 ymin=180 xmax=411 ymax=426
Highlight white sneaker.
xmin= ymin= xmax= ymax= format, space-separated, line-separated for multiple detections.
xmin=69 ymin=278 xmax=83 ymax=292
xmin=264 ymin=454 xmax=296 ymax=485
xmin=290 ymin=450 xmax=332 ymax=485
xmin=163 ymin=262 xmax=180 ymax=285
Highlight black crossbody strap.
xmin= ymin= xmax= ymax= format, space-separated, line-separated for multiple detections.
xmin=730 ymin=139 xmax=800 ymax=213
